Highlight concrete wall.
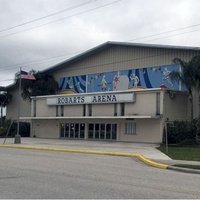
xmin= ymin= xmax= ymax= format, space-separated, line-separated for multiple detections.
xmin=31 ymin=118 xmax=163 ymax=143
xmin=33 ymin=90 xmax=161 ymax=118
xmin=64 ymin=105 xmax=83 ymax=117
xmin=31 ymin=120 xmax=60 ymax=138
xmin=119 ymin=119 xmax=162 ymax=143
xmin=125 ymin=91 xmax=160 ymax=116
xmin=52 ymin=45 xmax=199 ymax=81
xmin=163 ymin=91 xmax=189 ymax=121
xmin=6 ymin=87 xmax=31 ymax=120
xmin=36 ymin=98 xmax=56 ymax=117
xmin=92 ymin=104 xmax=115 ymax=116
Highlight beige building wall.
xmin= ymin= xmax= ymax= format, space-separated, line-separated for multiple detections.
xmin=27 ymin=89 xmax=191 ymax=143
xmin=92 ymin=104 xmax=115 ymax=116
xmin=7 ymin=44 xmax=199 ymax=123
xmin=31 ymin=118 xmax=163 ymax=143
xmin=6 ymin=87 xmax=31 ymax=120
xmin=31 ymin=120 xmax=59 ymax=138
xmin=63 ymin=105 xmax=83 ymax=117
xmin=125 ymin=91 xmax=160 ymax=116
xmin=119 ymin=119 xmax=162 ymax=143
xmin=33 ymin=90 xmax=162 ymax=118
xmin=52 ymin=45 xmax=199 ymax=81
xmin=36 ymin=98 xmax=56 ymax=117
xmin=163 ymin=91 xmax=189 ymax=121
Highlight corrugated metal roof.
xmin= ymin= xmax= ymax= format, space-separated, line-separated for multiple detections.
xmin=41 ymin=41 xmax=200 ymax=74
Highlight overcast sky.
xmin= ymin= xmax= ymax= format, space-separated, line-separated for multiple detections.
xmin=0 ymin=0 xmax=200 ymax=86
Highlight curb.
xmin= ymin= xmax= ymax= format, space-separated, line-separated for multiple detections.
xmin=167 ymin=165 xmax=200 ymax=175
xmin=0 ymin=144 xmax=168 ymax=169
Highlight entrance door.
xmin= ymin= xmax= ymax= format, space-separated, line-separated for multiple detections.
xmin=95 ymin=124 xmax=100 ymax=139
xmin=65 ymin=123 xmax=69 ymax=138
xmin=70 ymin=123 xmax=74 ymax=138
xmin=88 ymin=123 xmax=117 ymax=140
xmin=74 ymin=123 xmax=79 ymax=138
xmin=80 ymin=123 xmax=85 ymax=139
xmin=100 ymin=124 xmax=105 ymax=139
xmin=60 ymin=123 xmax=85 ymax=139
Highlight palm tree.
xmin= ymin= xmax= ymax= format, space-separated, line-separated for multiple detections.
xmin=170 ymin=55 xmax=200 ymax=144
xmin=0 ymin=92 xmax=12 ymax=127
xmin=170 ymin=55 xmax=200 ymax=119
xmin=20 ymin=72 xmax=59 ymax=100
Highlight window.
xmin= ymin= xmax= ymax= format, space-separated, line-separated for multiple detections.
xmin=125 ymin=121 xmax=136 ymax=135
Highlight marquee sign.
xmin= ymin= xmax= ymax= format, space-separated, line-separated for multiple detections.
xmin=47 ymin=92 xmax=135 ymax=106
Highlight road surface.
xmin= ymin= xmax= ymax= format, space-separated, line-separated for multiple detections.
xmin=0 ymin=148 xmax=199 ymax=199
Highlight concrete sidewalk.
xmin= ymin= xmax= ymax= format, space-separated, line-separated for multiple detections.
xmin=1 ymin=137 xmax=171 ymax=160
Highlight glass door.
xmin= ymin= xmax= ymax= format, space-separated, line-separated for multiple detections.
xmin=70 ymin=123 xmax=75 ymax=138
xmin=88 ymin=124 xmax=94 ymax=139
xmin=75 ymin=123 xmax=79 ymax=138
xmin=80 ymin=123 xmax=85 ymax=139
xmin=65 ymin=123 xmax=69 ymax=138
xmin=95 ymin=124 xmax=100 ymax=139
xmin=100 ymin=124 xmax=105 ymax=139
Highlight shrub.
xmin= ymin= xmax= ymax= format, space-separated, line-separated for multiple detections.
xmin=166 ymin=120 xmax=197 ymax=145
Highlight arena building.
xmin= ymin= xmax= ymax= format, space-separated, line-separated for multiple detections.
xmin=7 ymin=41 xmax=200 ymax=143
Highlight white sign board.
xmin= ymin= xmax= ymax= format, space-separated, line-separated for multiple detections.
xmin=47 ymin=92 xmax=135 ymax=106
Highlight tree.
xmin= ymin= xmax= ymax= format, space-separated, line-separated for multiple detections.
xmin=0 ymin=92 xmax=12 ymax=127
xmin=20 ymin=72 xmax=59 ymax=100
xmin=170 ymin=55 xmax=200 ymax=119
xmin=170 ymin=55 xmax=200 ymax=143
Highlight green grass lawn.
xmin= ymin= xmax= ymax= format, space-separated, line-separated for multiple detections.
xmin=157 ymin=146 xmax=200 ymax=161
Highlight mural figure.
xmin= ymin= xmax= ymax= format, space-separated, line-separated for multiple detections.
xmin=113 ymin=71 xmax=120 ymax=91
xmin=60 ymin=64 xmax=182 ymax=93
xmin=130 ymin=73 xmax=139 ymax=88
xmin=162 ymin=67 xmax=173 ymax=88
xmin=101 ymin=75 xmax=107 ymax=91
xmin=67 ymin=77 xmax=74 ymax=89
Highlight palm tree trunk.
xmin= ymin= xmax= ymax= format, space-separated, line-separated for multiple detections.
xmin=189 ymin=95 xmax=193 ymax=120
xmin=192 ymin=87 xmax=199 ymax=119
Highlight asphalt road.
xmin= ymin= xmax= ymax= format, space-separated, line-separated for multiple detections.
xmin=0 ymin=148 xmax=200 ymax=199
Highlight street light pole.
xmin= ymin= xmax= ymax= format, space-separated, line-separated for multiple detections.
xmin=14 ymin=68 xmax=21 ymax=144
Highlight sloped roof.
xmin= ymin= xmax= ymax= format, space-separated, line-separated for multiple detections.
xmin=42 ymin=41 xmax=200 ymax=74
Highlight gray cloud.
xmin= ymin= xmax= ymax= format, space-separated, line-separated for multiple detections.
xmin=0 ymin=0 xmax=200 ymax=86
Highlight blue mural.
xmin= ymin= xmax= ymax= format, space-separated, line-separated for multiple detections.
xmin=59 ymin=64 xmax=183 ymax=94
xmin=59 ymin=75 xmax=86 ymax=93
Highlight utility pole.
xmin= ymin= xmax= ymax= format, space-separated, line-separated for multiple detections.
xmin=14 ymin=68 xmax=21 ymax=144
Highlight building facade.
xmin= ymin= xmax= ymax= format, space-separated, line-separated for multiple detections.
xmin=16 ymin=42 xmax=200 ymax=142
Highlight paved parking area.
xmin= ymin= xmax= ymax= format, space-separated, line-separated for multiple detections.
xmin=0 ymin=137 xmax=171 ymax=160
